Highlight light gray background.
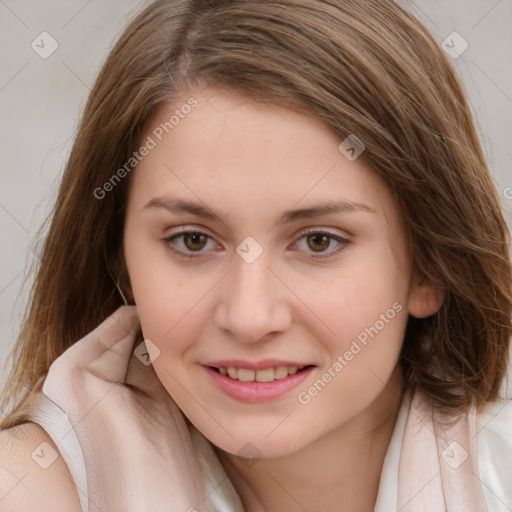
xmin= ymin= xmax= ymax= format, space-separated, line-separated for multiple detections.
xmin=1 ymin=0 xmax=511 ymax=397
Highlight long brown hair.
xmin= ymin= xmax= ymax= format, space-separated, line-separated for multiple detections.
xmin=2 ymin=0 xmax=511 ymax=428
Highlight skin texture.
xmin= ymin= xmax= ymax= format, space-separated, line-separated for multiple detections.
xmin=0 ymin=424 xmax=82 ymax=511
xmin=123 ymin=88 xmax=443 ymax=511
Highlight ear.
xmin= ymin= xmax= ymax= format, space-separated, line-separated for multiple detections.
xmin=407 ymin=273 xmax=445 ymax=319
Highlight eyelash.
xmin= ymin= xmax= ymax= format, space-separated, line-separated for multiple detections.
xmin=161 ymin=227 xmax=351 ymax=260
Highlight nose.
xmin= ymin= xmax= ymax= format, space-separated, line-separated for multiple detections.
xmin=213 ymin=250 xmax=292 ymax=344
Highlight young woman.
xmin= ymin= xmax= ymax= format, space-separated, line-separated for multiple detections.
xmin=1 ymin=1 xmax=511 ymax=511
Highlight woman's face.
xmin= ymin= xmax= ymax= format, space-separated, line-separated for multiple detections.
xmin=123 ymin=88 xmax=439 ymax=457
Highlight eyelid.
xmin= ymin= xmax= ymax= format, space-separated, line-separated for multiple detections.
xmin=162 ymin=225 xmax=352 ymax=259
xmin=161 ymin=226 xmax=221 ymax=260
xmin=290 ymin=227 xmax=351 ymax=259
xmin=296 ymin=226 xmax=351 ymax=241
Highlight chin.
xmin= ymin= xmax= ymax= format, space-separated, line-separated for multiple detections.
xmin=200 ymin=425 xmax=313 ymax=460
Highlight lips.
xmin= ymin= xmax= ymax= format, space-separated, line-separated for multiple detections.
xmin=202 ymin=359 xmax=316 ymax=402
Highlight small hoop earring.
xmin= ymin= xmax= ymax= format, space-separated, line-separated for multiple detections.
xmin=114 ymin=278 xmax=130 ymax=306
xmin=105 ymin=259 xmax=130 ymax=306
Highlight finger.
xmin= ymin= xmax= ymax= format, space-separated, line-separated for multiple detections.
xmin=42 ymin=306 xmax=141 ymax=423
xmin=49 ymin=305 xmax=141 ymax=383
xmin=79 ymin=305 xmax=141 ymax=383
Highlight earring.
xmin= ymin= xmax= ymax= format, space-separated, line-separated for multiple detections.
xmin=105 ymin=260 xmax=131 ymax=306
xmin=114 ymin=278 xmax=130 ymax=306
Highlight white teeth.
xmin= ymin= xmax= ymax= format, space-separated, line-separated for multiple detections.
xmin=256 ymin=368 xmax=274 ymax=382
xmin=217 ymin=365 xmax=306 ymax=382
xmin=274 ymin=366 xmax=289 ymax=379
xmin=237 ymin=368 xmax=255 ymax=382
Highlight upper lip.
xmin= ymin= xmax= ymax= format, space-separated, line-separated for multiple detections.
xmin=203 ymin=359 xmax=315 ymax=371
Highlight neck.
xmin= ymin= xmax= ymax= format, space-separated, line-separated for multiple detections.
xmin=215 ymin=366 xmax=404 ymax=512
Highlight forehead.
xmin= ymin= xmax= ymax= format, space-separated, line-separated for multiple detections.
xmin=128 ymin=88 xmax=397 ymax=225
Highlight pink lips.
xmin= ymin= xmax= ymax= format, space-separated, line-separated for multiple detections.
xmin=203 ymin=363 xmax=315 ymax=402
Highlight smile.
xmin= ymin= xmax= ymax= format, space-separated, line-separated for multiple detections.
xmin=216 ymin=365 xmax=307 ymax=382
xmin=203 ymin=363 xmax=316 ymax=402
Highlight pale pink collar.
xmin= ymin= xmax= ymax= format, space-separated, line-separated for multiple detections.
xmin=398 ymin=387 xmax=488 ymax=511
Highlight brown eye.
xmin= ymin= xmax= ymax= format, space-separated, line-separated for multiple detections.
xmin=163 ymin=229 xmax=216 ymax=259
xmin=182 ymin=232 xmax=208 ymax=251
xmin=306 ymin=233 xmax=331 ymax=252
xmin=292 ymin=229 xmax=351 ymax=259
xmin=163 ymin=228 xmax=350 ymax=261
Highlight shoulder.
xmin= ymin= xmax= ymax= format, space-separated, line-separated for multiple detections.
xmin=0 ymin=422 xmax=82 ymax=511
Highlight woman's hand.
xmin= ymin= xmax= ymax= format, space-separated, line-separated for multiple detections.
xmin=42 ymin=305 xmax=207 ymax=512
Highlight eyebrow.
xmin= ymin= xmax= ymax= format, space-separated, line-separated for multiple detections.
xmin=142 ymin=197 xmax=376 ymax=226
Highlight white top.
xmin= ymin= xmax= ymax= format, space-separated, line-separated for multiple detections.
xmin=27 ymin=379 xmax=512 ymax=512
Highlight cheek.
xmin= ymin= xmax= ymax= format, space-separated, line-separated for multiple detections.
xmin=299 ymin=250 xmax=408 ymax=349
xmin=293 ymin=255 xmax=409 ymax=417
xmin=133 ymin=279 xmax=205 ymax=402
xmin=307 ymin=259 xmax=408 ymax=408
xmin=124 ymin=238 xmax=207 ymax=357
xmin=296 ymin=309 xmax=406 ymax=437
xmin=134 ymin=282 xmax=205 ymax=358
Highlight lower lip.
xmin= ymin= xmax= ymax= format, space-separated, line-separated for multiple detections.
xmin=203 ymin=366 xmax=315 ymax=402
